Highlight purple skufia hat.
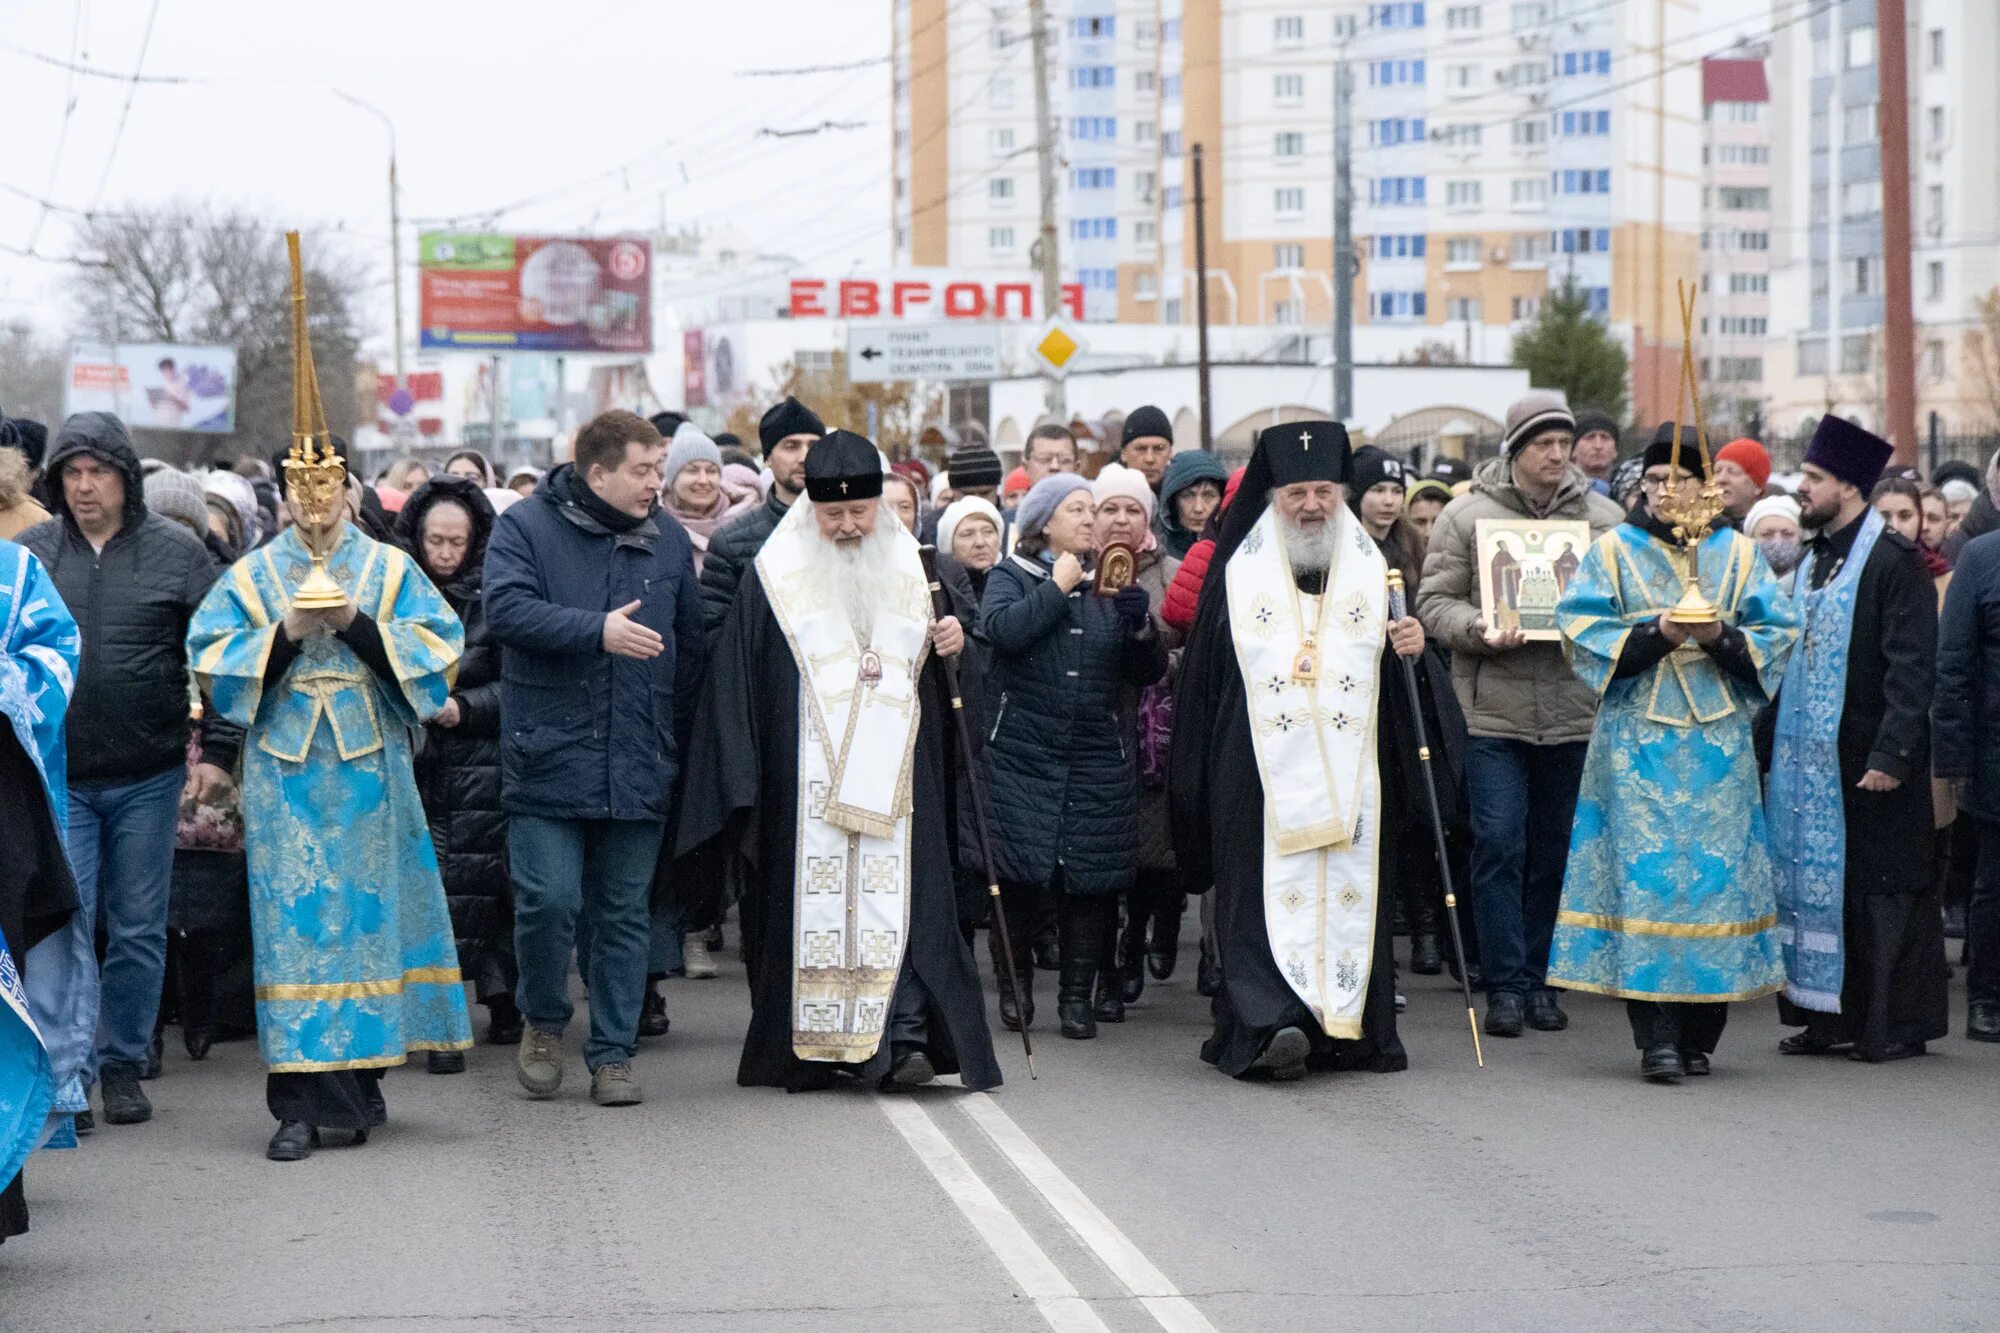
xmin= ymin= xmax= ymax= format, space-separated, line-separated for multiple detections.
xmin=1802 ymin=415 xmax=1893 ymax=495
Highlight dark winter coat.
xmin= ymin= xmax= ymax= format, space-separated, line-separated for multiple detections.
xmin=1942 ymin=489 xmax=2000 ymax=564
xmin=978 ymin=552 xmax=1167 ymax=895
xmin=1933 ymin=529 xmax=2000 ymax=821
xmin=399 ymin=478 xmax=512 ymax=1001
xmin=482 ymin=465 xmax=705 ymax=823
xmin=21 ymin=412 xmax=238 ymax=784
xmin=698 ymin=488 xmax=790 ymax=640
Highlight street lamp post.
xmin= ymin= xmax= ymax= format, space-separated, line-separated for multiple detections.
xmin=335 ymin=90 xmax=406 ymax=383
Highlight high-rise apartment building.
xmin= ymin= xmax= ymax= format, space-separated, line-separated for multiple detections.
xmin=892 ymin=1 xmax=1700 ymax=418
xmin=1765 ymin=1 xmax=2000 ymax=441
xmin=1699 ymin=53 xmax=1772 ymax=435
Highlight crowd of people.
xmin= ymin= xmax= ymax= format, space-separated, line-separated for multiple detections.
xmin=2 ymin=382 xmax=1996 ymax=1243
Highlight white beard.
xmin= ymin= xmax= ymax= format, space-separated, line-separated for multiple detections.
xmin=803 ymin=516 xmax=906 ymax=641
xmin=1278 ymin=513 xmax=1337 ymax=578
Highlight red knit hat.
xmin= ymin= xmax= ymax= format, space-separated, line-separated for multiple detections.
xmin=1716 ymin=438 xmax=1771 ymax=490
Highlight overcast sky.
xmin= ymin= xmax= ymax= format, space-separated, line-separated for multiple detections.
xmin=0 ymin=0 xmax=1769 ymax=357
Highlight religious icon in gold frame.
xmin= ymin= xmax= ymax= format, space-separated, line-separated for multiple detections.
xmin=1473 ymin=518 xmax=1590 ymax=641
xmin=1094 ymin=541 xmax=1136 ymax=596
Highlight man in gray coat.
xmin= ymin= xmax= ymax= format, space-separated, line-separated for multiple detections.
xmin=1415 ymin=392 xmax=1624 ymax=1037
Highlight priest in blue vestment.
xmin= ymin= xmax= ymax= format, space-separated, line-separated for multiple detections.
xmin=189 ymin=438 xmax=470 ymax=1161
xmin=1549 ymin=430 xmax=1798 ymax=1081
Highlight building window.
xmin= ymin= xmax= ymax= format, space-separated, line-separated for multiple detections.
xmin=990 ymin=23 xmax=1012 ymax=51
xmin=1927 ymin=261 xmax=1945 ymax=301
xmin=1371 ymin=176 xmax=1426 ymax=205
xmin=1846 ymin=24 xmax=1876 ymax=70
xmin=1926 ymin=183 xmax=1945 ymax=223
xmin=1553 ymin=227 xmax=1611 ymax=254
xmin=1445 ymin=5 xmax=1483 ymax=32
xmin=1069 ymin=218 xmax=1117 ymax=241
xmin=1070 ymin=167 xmax=1115 ymax=189
xmin=1274 ymin=187 xmax=1306 ymax=216
xmin=990 ymin=127 xmax=1016 ymax=155
xmin=1843 ymin=102 xmax=1878 ymax=144
xmin=1069 ymin=65 xmax=1115 ymax=89
xmin=1839 ymin=180 xmax=1881 ymax=218
xmin=1135 ymin=271 xmax=1158 ymax=300
xmin=1134 ymin=220 xmax=1157 ymax=247
xmin=1334 ymin=14 xmax=1359 ymax=39
xmin=894 ymin=176 xmax=906 ymax=200
xmin=1274 ymin=243 xmax=1306 ymax=269
xmin=1511 ymin=177 xmax=1547 ymax=207
xmin=1135 ymin=120 xmax=1158 ymax=143
xmin=1274 ymin=15 xmax=1305 ymax=45
xmin=1513 ymin=232 xmax=1548 ymax=263
xmin=1134 ymin=19 xmax=1157 ymax=45
xmin=1555 ymin=109 xmax=1611 ymax=136
xmin=1446 ymin=296 xmax=1482 ymax=322
xmin=1369 ymin=3 xmax=1426 ymax=27
xmin=989 ymin=177 xmax=1015 ymax=202
xmin=1847 ymin=257 xmax=1875 ymax=296
xmin=1163 ymin=74 xmax=1180 ymax=100
xmin=1727 ymin=273 xmax=1769 ymax=295
xmin=1553 ymin=169 xmax=1611 ymax=195
xmin=1512 ymin=294 xmax=1541 ymax=321
xmin=1929 ymin=28 xmax=1945 ymax=69
xmin=1719 ymin=186 xmax=1771 ymax=211
xmin=1798 ymin=338 xmax=1827 ymax=374
xmin=1446 ymin=180 xmax=1482 ymax=209
xmin=1161 ymin=131 xmax=1182 ymax=156
xmin=1926 ymin=340 xmax=1947 ymax=381
xmin=1370 ymin=59 xmax=1426 ymax=86
xmin=1737 ymin=231 xmax=1769 ymax=251
xmin=989 ymin=226 xmax=1016 ymax=252
xmin=1375 ymin=233 xmax=1427 ymax=259
xmin=1929 ymin=106 xmax=1946 ymax=143
xmin=1446 ymin=237 xmax=1482 ymax=266
xmin=1068 ymin=117 xmax=1117 ymax=140
xmin=1370 ymin=117 xmax=1426 ymax=146
xmin=1840 ymin=334 xmax=1871 ymax=374
xmin=1716 ymin=316 xmax=1768 ymax=337
xmin=1372 ymin=291 xmax=1429 ymax=321
xmin=1556 ymin=50 xmax=1612 ymax=77
xmin=1069 ymin=15 xmax=1113 ymax=38
xmin=1133 ymin=69 xmax=1157 ymax=93
xmin=1439 ymin=122 xmax=1482 ymax=150
xmin=1511 ymin=119 xmax=1547 ymax=148
xmin=1134 ymin=170 xmax=1156 ymax=203
xmin=1275 ymin=73 xmax=1305 ymax=104
xmin=1511 ymin=1 xmax=1548 ymax=29
xmin=1274 ymin=130 xmax=1305 ymax=159
xmin=1510 ymin=61 xmax=1548 ymax=87
xmin=1446 ymin=64 xmax=1480 ymax=94
xmin=990 ymin=76 xmax=1014 ymax=107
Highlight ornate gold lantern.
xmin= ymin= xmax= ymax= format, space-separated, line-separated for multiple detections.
xmin=282 ymin=231 xmax=349 ymax=610
xmin=1654 ymin=279 xmax=1728 ymax=624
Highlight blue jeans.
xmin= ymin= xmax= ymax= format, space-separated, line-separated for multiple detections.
xmin=511 ymin=815 xmax=662 ymax=1069
xmin=67 ymin=766 xmax=184 ymax=1071
xmin=1465 ymin=737 xmax=1588 ymax=999
xmin=576 ymin=895 xmax=684 ymax=978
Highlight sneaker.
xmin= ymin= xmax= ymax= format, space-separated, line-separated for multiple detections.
xmin=590 ymin=1061 xmax=642 ymax=1106
xmin=516 ymin=1028 xmax=564 ymax=1098
xmin=99 ymin=1062 xmax=153 ymax=1125
xmin=683 ymin=936 xmax=719 ymax=980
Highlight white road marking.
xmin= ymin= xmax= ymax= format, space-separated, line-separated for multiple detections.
xmin=877 ymin=1096 xmax=1114 ymax=1333
xmin=961 ymin=1093 xmax=1220 ymax=1333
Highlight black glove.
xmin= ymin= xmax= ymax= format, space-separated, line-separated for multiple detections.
xmin=1112 ymin=584 xmax=1151 ymax=633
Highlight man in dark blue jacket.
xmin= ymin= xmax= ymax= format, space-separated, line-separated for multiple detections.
xmin=1936 ymin=526 xmax=2000 ymax=1041
xmin=484 ymin=409 xmax=704 ymax=1107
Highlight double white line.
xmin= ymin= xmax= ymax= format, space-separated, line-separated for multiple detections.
xmin=879 ymin=1093 xmax=1218 ymax=1333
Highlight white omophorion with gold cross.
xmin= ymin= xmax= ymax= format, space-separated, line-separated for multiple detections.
xmin=754 ymin=508 xmax=937 ymax=1063
xmin=1225 ymin=504 xmax=1388 ymax=1039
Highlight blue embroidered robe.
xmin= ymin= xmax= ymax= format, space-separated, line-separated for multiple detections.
xmin=188 ymin=524 xmax=472 ymax=1071
xmin=1548 ymin=524 xmax=1798 ymax=1002
xmin=0 ymin=541 xmax=77 ymax=1168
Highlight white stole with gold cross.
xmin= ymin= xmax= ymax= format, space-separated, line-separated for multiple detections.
xmin=755 ymin=508 xmax=934 ymax=1063
xmin=1224 ymin=504 xmax=1387 ymax=1038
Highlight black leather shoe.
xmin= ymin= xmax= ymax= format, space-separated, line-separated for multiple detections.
xmin=1851 ymin=1041 xmax=1926 ymax=1063
xmin=1967 ymin=1001 xmax=2000 ymax=1042
xmin=182 ymin=1024 xmax=214 ymax=1061
xmin=1250 ymin=1026 xmax=1311 ymax=1081
xmin=1409 ymin=934 xmax=1443 ymax=976
xmin=704 ymin=922 xmax=725 ymax=951
xmin=99 ymin=1062 xmax=153 ymax=1125
xmin=637 ymin=989 xmax=670 ymax=1038
xmin=1524 ymin=991 xmax=1569 ymax=1031
xmin=266 ymin=1121 xmax=317 ymax=1162
xmin=1147 ymin=920 xmax=1180 ymax=981
xmin=1640 ymin=1044 xmax=1685 ymax=1082
xmin=1484 ymin=992 xmax=1525 ymax=1037
xmin=999 ymin=972 xmax=1034 ymax=1032
xmin=1033 ymin=923 xmax=1060 ymax=972
xmin=1059 ymin=997 xmax=1097 ymax=1040
xmin=883 ymin=1045 xmax=936 ymax=1090
xmin=1092 ymin=975 xmax=1125 ymax=1024
xmin=144 ymin=1031 xmax=164 ymax=1081
xmin=1680 ymin=1050 xmax=1711 ymax=1076
xmin=1196 ymin=940 xmax=1221 ymax=997
xmin=486 ymin=1001 xmax=524 ymax=1047
xmin=427 ymin=1049 xmax=467 ymax=1075
xmin=73 ymin=1109 xmax=94 ymax=1136
xmin=1779 ymin=1032 xmax=1845 ymax=1055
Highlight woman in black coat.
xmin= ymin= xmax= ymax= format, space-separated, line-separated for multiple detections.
xmin=397 ymin=476 xmax=520 ymax=1066
xmin=980 ymin=474 xmax=1167 ymax=1040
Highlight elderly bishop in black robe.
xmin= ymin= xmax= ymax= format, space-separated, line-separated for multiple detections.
xmin=1170 ymin=422 xmax=1427 ymax=1081
xmin=675 ymin=431 xmax=1001 ymax=1093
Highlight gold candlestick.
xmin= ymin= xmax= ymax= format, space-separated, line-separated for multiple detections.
xmin=282 ymin=231 xmax=349 ymax=610
xmin=1654 ymin=279 xmax=1726 ymax=624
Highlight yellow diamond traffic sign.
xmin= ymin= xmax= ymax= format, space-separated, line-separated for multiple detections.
xmin=1029 ymin=322 xmax=1087 ymax=379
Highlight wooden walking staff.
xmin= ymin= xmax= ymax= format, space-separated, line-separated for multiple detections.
xmin=918 ymin=545 xmax=1036 ymax=1078
xmin=1386 ymin=568 xmax=1484 ymax=1068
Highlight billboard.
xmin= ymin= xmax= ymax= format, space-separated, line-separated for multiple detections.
xmin=786 ymin=272 xmax=1086 ymax=322
xmin=418 ymin=233 xmax=652 ymax=354
xmin=64 ymin=343 xmax=238 ymax=433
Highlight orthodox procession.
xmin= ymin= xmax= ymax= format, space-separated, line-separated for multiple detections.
xmin=1 ymin=2 xmax=1996 ymax=1330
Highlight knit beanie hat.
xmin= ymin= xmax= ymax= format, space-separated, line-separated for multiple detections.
xmin=937 ymin=495 xmax=1004 ymax=554
xmin=1015 ymin=472 xmax=1094 ymax=538
xmin=1090 ymin=461 xmax=1156 ymax=521
xmin=758 ymin=396 xmax=825 ymax=452
xmin=947 ymin=444 xmax=1004 ymax=491
xmin=1716 ymin=437 xmax=1772 ymax=490
xmin=204 ymin=468 xmax=261 ymax=547
xmin=143 ymin=467 xmax=211 ymax=539
xmin=1743 ymin=494 xmax=1801 ymax=535
xmin=1158 ymin=449 xmax=1229 ymax=514
xmin=1503 ymin=391 xmax=1574 ymax=457
xmin=1572 ymin=410 xmax=1620 ymax=442
xmin=664 ymin=421 xmax=724 ymax=488
xmin=1121 ymin=404 xmax=1173 ymax=445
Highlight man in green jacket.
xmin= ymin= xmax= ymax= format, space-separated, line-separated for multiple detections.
xmin=1415 ymin=392 xmax=1624 ymax=1037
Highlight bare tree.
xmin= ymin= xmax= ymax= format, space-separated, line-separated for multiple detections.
xmin=724 ymin=355 xmax=943 ymax=462
xmin=1961 ymin=288 xmax=2000 ymax=431
xmin=70 ymin=204 xmax=369 ymax=467
xmin=0 ymin=322 xmax=68 ymax=429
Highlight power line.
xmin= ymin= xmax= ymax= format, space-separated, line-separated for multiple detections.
xmin=84 ymin=0 xmax=159 ymax=211
xmin=26 ymin=0 xmax=87 ymax=254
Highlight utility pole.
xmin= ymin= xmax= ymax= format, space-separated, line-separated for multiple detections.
xmin=1027 ymin=0 xmax=1065 ymax=422
xmin=336 ymin=92 xmax=405 ymax=382
xmin=1878 ymin=0 xmax=1918 ymax=465
xmin=1192 ymin=144 xmax=1214 ymax=451
xmin=1331 ymin=59 xmax=1353 ymax=423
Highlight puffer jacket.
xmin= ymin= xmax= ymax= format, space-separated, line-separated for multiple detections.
xmin=979 ymin=552 xmax=1167 ymax=894
xmin=400 ymin=478 xmax=512 ymax=1001
xmin=698 ymin=488 xmax=790 ymax=640
xmin=1415 ymin=455 xmax=1624 ymax=745
xmin=22 ymin=412 xmax=237 ymax=784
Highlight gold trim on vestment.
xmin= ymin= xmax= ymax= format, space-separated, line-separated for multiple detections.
xmin=262 ymin=1037 xmax=474 ymax=1074
xmin=1549 ymin=976 xmax=1786 ymax=1004
xmin=1555 ymin=909 xmax=1779 ymax=939
xmin=255 ymin=965 xmax=465 ymax=1001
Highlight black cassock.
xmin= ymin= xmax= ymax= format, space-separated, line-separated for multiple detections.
xmin=1170 ymin=568 xmax=1411 ymax=1077
xmin=673 ymin=566 xmax=1002 ymax=1093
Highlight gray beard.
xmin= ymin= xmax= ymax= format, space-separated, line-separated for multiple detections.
xmin=1279 ymin=513 xmax=1336 ymax=578
xmin=807 ymin=520 xmax=905 ymax=641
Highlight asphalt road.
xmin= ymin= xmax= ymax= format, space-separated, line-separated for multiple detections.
xmin=5 ymin=929 xmax=1998 ymax=1333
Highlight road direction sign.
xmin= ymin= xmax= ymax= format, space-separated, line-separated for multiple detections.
xmin=847 ymin=324 xmax=1004 ymax=383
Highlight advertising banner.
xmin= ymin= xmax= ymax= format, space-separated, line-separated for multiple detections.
xmin=419 ymin=233 xmax=653 ymax=354
xmin=64 ymin=343 xmax=237 ymax=433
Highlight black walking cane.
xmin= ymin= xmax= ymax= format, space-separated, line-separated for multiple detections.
xmin=920 ymin=546 xmax=1036 ymax=1078
xmin=1387 ymin=569 xmax=1484 ymax=1069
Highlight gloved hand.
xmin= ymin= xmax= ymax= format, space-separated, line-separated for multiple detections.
xmin=1112 ymin=584 xmax=1151 ymax=634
